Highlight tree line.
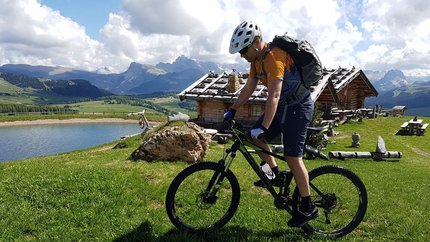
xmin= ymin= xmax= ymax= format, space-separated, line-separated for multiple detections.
xmin=98 ymin=96 xmax=177 ymax=115
xmin=0 ymin=103 xmax=75 ymax=114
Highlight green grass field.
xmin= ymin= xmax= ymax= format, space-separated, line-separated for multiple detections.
xmin=0 ymin=78 xmax=37 ymax=104
xmin=0 ymin=78 xmax=23 ymax=94
xmin=69 ymin=101 xmax=149 ymax=114
xmin=145 ymin=96 xmax=197 ymax=118
xmin=0 ymin=94 xmax=193 ymax=123
xmin=0 ymin=116 xmax=429 ymax=241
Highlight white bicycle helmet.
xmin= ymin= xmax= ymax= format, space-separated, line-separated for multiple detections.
xmin=229 ymin=20 xmax=262 ymax=54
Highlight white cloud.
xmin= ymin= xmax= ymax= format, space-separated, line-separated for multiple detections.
xmin=1 ymin=0 xmax=430 ymax=76
xmin=0 ymin=0 xmax=105 ymax=70
xmin=123 ymin=0 xmax=194 ymax=35
xmin=115 ymin=0 xmax=366 ymax=70
xmin=100 ymin=13 xmax=192 ymax=69
xmin=358 ymin=0 xmax=430 ymax=74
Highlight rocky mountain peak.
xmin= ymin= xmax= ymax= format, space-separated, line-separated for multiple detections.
xmin=376 ymin=69 xmax=411 ymax=91
xmin=383 ymin=69 xmax=406 ymax=81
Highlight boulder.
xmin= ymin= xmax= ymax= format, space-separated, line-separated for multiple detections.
xmin=131 ymin=122 xmax=211 ymax=163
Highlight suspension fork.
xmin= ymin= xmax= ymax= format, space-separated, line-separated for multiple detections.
xmin=204 ymin=141 xmax=240 ymax=196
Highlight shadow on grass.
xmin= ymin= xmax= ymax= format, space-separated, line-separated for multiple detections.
xmin=113 ymin=221 xmax=324 ymax=242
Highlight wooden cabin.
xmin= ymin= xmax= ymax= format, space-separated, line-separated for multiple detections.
xmin=178 ymin=67 xmax=377 ymax=129
xmin=330 ymin=67 xmax=378 ymax=111
xmin=390 ymin=106 xmax=407 ymax=116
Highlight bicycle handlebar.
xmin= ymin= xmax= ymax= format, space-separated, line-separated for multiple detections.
xmin=224 ymin=119 xmax=266 ymax=141
xmin=224 ymin=120 xmax=247 ymax=138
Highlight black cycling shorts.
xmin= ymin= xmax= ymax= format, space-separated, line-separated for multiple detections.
xmin=253 ymin=94 xmax=314 ymax=157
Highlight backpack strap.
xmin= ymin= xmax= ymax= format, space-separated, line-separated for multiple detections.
xmin=253 ymin=47 xmax=271 ymax=80
xmin=257 ymin=45 xmax=308 ymax=105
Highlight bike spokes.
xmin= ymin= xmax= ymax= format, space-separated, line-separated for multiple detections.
xmin=170 ymin=167 xmax=237 ymax=231
xmin=296 ymin=166 xmax=367 ymax=238
xmin=309 ymin=174 xmax=365 ymax=236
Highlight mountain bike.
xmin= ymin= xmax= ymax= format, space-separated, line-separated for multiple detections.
xmin=165 ymin=120 xmax=368 ymax=238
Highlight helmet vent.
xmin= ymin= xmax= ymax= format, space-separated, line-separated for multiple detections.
xmin=229 ymin=20 xmax=261 ymax=54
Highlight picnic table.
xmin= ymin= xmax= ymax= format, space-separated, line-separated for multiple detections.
xmin=398 ymin=117 xmax=429 ymax=135
xmin=331 ymin=109 xmax=354 ymax=122
xmin=357 ymin=108 xmax=374 ymax=118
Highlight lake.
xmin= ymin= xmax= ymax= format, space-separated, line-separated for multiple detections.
xmin=0 ymin=123 xmax=143 ymax=162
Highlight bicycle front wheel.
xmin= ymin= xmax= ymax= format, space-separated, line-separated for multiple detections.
xmin=165 ymin=162 xmax=240 ymax=233
xmin=293 ymin=165 xmax=368 ymax=237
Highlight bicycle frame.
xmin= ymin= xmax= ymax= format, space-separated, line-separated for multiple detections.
xmin=216 ymin=122 xmax=296 ymax=213
xmin=166 ymin=120 xmax=368 ymax=237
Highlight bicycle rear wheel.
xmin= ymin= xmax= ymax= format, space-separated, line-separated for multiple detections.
xmin=165 ymin=162 xmax=240 ymax=233
xmin=293 ymin=165 xmax=368 ymax=237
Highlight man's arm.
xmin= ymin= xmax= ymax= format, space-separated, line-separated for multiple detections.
xmin=262 ymin=78 xmax=282 ymax=129
xmin=230 ymin=77 xmax=259 ymax=110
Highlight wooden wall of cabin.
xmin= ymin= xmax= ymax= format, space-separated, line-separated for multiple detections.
xmin=315 ymin=101 xmax=336 ymax=118
xmin=336 ymin=78 xmax=367 ymax=110
xmin=315 ymin=86 xmax=337 ymax=118
xmin=197 ymin=100 xmax=225 ymax=123
xmin=196 ymin=100 xmax=263 ymax=128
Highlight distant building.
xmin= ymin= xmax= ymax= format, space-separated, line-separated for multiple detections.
xmin=178 ymin=67 xmax=378 ymax=129
xmin=391 ymin=106 xmax=407 ymax=116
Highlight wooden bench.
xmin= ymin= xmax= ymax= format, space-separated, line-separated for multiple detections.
xmin=418 ymin=123 xmax=429 ymax=135
xmin=396 ymin=121 xmax=411 ymax=135
xmin=400 ymin=122 xmax=409 ymax=129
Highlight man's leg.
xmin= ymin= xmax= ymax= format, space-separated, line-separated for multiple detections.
xmin=286 ymin=156 xmax=319 ymax=227
xmin=251 ymin=138 xmax=286 ymax=187
xmin=254 ymin=138 xmax=277 ymax=168
xmin=286 ymin=156 xmax=309 ymax=197
xmin=251 ymin=114 xmax=280 ymax=171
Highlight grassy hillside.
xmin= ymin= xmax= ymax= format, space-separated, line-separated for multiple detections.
xmin=0 ymin=117 xmax=429 ymax=241
xmin=0 ymin=78 xmax=23 ymax=94
xmin=0 ymin=79 xmax=194 ymax=119
xmin=366 ymin=84 xmax=430 ymax=115
xmin=69 ymin=100 xmax=149 ymax=113
xmin=0 ymin=77 xmax=39 ymax=104
xmin=145 ymin=95 xmax=197 ymax=118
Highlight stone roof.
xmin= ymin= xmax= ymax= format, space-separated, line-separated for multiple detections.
xmin=178 ymin=66 xmax=377 ymax=104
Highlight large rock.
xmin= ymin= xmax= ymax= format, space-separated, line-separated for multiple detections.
xmin=131 ymin=122 xmax=211 ymax=163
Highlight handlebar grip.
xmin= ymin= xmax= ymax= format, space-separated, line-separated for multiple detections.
xmin=257 ymin=133 xmax=265 ymax=140
xmin=247 ymin=130 xmax=266 ymax=141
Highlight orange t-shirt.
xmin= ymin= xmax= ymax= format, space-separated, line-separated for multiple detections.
xmin=249 ymin=44 xmax=295 ymax=86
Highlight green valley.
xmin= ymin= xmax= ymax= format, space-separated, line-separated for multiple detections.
xmin=0 ymin=116 xmax=429 ymax=241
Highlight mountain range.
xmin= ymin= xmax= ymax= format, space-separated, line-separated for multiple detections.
xmin=0 ymin=56 xmax=248 ymax=95
xmin=1 ymin=57 xmax=430 ymax=115
xmin=364 ymin=69 xmax=430 ymax=114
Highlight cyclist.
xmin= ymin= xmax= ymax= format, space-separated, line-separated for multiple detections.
xmin=224 ymin=20 xmax=319 ymax=227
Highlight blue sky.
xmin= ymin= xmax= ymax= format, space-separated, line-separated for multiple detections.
xmin=1 ymin=0 xmax=430 ymax=76
xmin=41 ymin=0 xmax=122 ymax=39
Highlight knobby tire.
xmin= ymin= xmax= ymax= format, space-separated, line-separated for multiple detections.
xmin=165 ymin=162 xmax=240 ymax=233
xmin=293 ymin=165 xmax=368 ymax=237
